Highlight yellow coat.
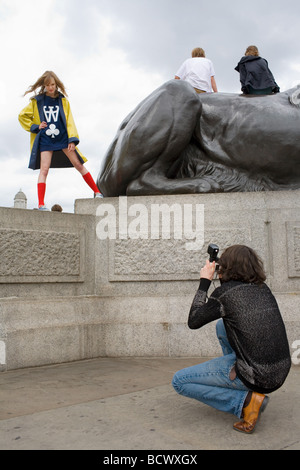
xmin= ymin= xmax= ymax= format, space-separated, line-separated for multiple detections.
xmin=18 ymin=93 xmax=87 ymax=169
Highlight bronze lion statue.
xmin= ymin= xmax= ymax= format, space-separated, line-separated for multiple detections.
xmin=97 ymin=80 xmax=300 ymax=196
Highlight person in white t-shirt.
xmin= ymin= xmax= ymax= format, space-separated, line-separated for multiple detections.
xmin=175 ymin=47 xmax=218 ymax=94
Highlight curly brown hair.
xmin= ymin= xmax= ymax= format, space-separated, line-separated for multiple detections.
xmin=218 ymin=245 xmax=266 ymax=285
xmin=23 ymin=71 xmax=68 ymax=98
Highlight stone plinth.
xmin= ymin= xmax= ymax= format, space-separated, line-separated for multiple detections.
xmin=75 ymin=192 xmax=300 ymax=360
xmin=0 ymin=191 xmax=299 ymax=370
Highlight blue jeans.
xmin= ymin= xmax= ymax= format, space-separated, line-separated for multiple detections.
xmin=172 ymin=319 xmax=249 ymax=418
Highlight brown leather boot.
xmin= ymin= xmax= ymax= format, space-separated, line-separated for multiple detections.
xmin=233 ymin=392 xmax=269 ymax=434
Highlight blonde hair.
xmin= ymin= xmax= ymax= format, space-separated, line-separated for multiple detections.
xmin=24 ymin=71 xmax=68 ymax=98
xmin=245 ymin=45 xmax=259 ymax=57
xmin=192 ymin=47 xmax=206 ymax=58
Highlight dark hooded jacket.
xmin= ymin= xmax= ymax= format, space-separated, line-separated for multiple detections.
xmin=235 ymin=55 xmax=280 ymax=94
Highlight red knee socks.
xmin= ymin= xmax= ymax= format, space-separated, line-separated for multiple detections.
xmin=38 ymin=174 xmax=99 ymax=208
xmin=82 ymin=172 xmax=100 ymax=193
xmin=37 ymin=183 xmax=46 ymax=207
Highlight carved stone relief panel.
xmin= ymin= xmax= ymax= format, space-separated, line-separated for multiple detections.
xmin=109 ymin=228 xmax=251 ymax=281
xmin=0 ymin=229 xmax=85 ymax=283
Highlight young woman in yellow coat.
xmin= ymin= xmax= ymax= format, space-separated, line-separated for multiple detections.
xmin=19 ymin=71 xmax=102 ymax=210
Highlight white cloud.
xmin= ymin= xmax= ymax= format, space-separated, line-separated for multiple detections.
xmin=1 ymin=0 xmax=300 ymax=211
xmin=0 ymin=0 xmax=164 ymax=212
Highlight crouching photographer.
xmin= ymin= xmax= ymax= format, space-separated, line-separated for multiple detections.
xmin=172 ymin=244 xmax=291 ymax=434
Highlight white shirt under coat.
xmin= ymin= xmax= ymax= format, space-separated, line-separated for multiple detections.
xmin=175 ymin=57 xmax=216 ymax=92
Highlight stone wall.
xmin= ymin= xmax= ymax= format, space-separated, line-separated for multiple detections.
xmin=0 ymin=191 xmax=299 ymax=370
xmin=0 ymin=207 xmax=97 ymax=370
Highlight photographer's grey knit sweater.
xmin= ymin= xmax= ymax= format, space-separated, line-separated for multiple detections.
xmin=189 ymin=279 xmax=291 ymax=393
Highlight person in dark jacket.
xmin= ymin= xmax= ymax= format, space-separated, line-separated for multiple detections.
xmin=172 ymin=245 xmax=291 ymax=434
xmin=235 ymin=45 xmax=280 ymax=95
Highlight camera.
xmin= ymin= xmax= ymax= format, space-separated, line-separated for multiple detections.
xmin=207 ymin=243 xmax=219 ymax=263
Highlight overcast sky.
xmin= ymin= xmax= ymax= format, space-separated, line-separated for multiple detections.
xmin=1 ymin=0 xmax=300 ymax=213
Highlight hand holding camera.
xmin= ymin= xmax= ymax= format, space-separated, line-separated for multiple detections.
xmin=200 ymin=244 xmax=220 ymax=280
xmin=200 ymin=259 xmax=216 ymax=280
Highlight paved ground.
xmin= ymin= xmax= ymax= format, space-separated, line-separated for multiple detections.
xmin=0 ymin=357 xmax=299 ymax=451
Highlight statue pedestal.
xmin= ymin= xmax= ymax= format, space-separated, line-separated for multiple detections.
xmin=0 ymin=191 xmax=299 ymax=370
xmin=75 ymin=191 xmax=300 ymax=358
